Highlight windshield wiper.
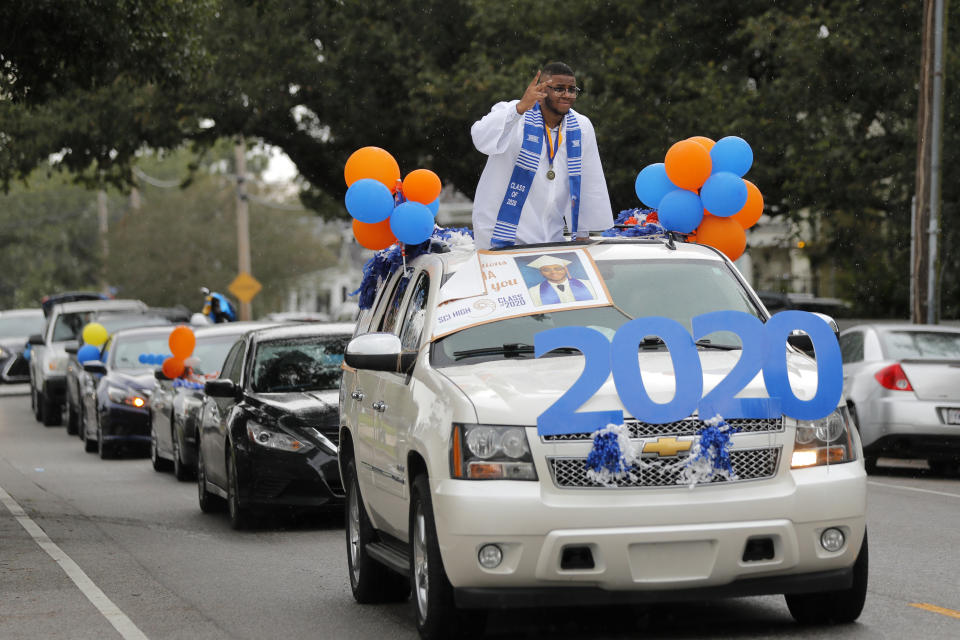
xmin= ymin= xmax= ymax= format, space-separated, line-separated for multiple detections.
xmin=452 ymin=343 xmax=581 ymax=361
xmin=695 ymin=339 xmax=741 ymax=350
xmin=634 ymin=337 xmax=740 ymax=351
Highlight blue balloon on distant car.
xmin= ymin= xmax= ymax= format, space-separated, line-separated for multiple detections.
xmin=77 ymin=344 xmax=101 ymax=363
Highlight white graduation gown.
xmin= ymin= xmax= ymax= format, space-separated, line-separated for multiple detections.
xmin=470 ymin=99 xmax=614 ymax=250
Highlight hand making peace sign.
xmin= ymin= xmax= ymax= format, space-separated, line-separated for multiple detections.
xmin=516 ymin=71 xmax=547 ymax=115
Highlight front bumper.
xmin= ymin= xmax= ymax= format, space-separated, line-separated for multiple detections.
xmin=237 ymin=446 xmax=345 ymax=508
xmin=432 ymin=462 xmax=866 ymax=599
xmin=100 ymin=405 xmax=151 ymax=443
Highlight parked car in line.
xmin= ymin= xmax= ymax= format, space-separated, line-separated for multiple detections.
xmin=29 ymin=298 xmax=147 ymax=426
xmin=197 ymin=323 xmax=354 ymax=528
xmin=65 ymin=311 xmax=177 ymax=435
xmin=340 ymin=237 xmax=866 ymax=638
xmin=79 ymin=325 xmax=176 ymax=458
xmin=149 ymin=321 xmax=280 ymax=480
xmin=0 ymin=308 xmax=45 ymax=384
xmin=839 ymin=323 xmax=960 ymax=474
xmin=40 ymin=291 xmax=107 ymax=317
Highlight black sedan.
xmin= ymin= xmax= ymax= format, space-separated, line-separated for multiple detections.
xmin=196 ymin=323 xmax=353 ymax=528
xmin=80 ymin=325 xmax=176 ymax=459
xmin=0 ymin=308 xmax=44 ymax=383
xmin=150 ymin=321 xmax=279 ymax=480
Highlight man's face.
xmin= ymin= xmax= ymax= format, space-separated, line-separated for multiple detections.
xmin=539 ymin=264 xmax=569 ymax=283
xmin=542 ymin=73 xmax=577 ymax=115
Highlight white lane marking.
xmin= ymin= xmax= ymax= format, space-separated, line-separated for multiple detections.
xmin=0 ymin=484 xmax=150 ymax=640
xmin=868 ymin=480 xmax=960 ymax=499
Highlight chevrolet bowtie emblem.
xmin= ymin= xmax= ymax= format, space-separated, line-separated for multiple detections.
xmin=642 ymin=437 xmax=693 ymax=458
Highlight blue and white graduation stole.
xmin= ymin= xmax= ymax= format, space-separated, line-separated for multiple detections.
xmin=491 ymin=104 xmax=583 ymax=248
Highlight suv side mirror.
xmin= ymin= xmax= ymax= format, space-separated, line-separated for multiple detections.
xmin=82 ymin=361 xmax=107 ymax=375
xmin=205 ymin=379 xmax=240 ymax=399
xmin=28 ymin=334 xmax=44 ymax=346
xmin=64 ymin=341 xmax=79 ymax=355
xmin=345 ymin=333 xmax=416 ymax=373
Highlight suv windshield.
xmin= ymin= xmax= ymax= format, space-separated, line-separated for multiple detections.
xmin=433 ymin=258 xmax=761 ymax=366
xmin=252 ymin=335 xmax=350 ymax=393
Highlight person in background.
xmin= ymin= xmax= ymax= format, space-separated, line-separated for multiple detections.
xmin=201 ymin=288 xmax=237 ymax=323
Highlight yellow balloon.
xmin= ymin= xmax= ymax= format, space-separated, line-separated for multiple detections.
xmin=82 ymin=322 xmax=108 ymax=346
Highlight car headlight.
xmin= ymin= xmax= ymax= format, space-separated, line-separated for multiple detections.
xmin=247 ymin=421 xmax=312 ymax=452
xmin=106 ymin=385 xmax=149 ymax=408
xmin=791 ymin=408 xmax=856 ymax=468
xmin=450 ymin=424 xmax=537 ymax=480
xmin=0 ymin=347 xmax=8 ymax=359
xmin=46 ymin=354 xmax=68 ymax=373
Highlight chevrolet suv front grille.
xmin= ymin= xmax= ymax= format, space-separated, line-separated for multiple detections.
xmin=547 ymin=447 xmax=781 ymax=488
xmin=541 ymin=417 xmax=783 ymax=442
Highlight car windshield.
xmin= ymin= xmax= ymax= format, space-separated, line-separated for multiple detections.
xmin=109 ymin=335 xmax=174 ymax=370
xmin=191 ymin=336 xmax=240 ymax=376
xmin=433 ymin=258 xmax=760 ymax=366
xmin=94 ymin=314 xmax=171 ymax=337
xmin=881 ymin=331 xmax=960 ymax=360
xmin=251 ymin=335 xmax=350 ymax=393
xmin=52 ymin=311 xmax=100 ymax=342
xmin=0 ymin=314 xmax=44 ymax=338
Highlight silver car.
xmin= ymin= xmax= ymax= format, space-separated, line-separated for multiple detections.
xmin=839 ymin=323 xmax=960 ymax=474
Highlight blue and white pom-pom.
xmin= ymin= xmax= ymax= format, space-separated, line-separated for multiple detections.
xmin=585 ymin=423 xmax=640 ymax=485
xmin=676 ymin=414 xmax=738 ymax=487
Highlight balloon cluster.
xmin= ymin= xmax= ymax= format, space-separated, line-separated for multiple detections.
xmin=139 ymin=353 xmax=173 ymax=365
xmin=77 ymin=322 xmax=109 ymax=363
xmin=344 ymin=147 xmax=442 ymax=251
xmin=161 ymin=326 xmax=197 ymax=379
xmin=634 ymin=136 xmax=763 ymax=261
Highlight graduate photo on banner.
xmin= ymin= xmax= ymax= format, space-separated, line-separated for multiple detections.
xmin=432 ymin=247 xmax=611 ymax=340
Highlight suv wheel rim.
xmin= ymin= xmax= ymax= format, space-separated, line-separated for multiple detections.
xmin=347 ymin=485 xmax=360 ymax=584
xmin=413 ymin=504 xmax=429 ymax=619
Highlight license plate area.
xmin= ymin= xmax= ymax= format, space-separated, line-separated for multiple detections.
xmin=943 ymin=408 xmax=960 ymax=425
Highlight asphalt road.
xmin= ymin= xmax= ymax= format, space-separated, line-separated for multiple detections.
xmin=2 ymin=387 xmax=959 ymax=639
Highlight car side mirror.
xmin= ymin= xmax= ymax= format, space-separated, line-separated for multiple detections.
xmin=28 ymin=334 xmax=44 ymax=346
xmin=345 ymin=333 xmax=416 ymax=373
xmin=82 ymin=361 xmax=107 ymax=375
xmin=205 ymin=379 xmax=240 ymax=399
xmin=64 ymin=341 xmax=79 ymax=355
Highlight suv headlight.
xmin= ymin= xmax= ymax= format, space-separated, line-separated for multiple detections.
xmin=247 ymin=421 xmax=312 ymax=452
xmin=106 ymin=385 xmax=148 ymax=408
xmin=450 ymin=424 xmax=537 ymax=480
xmin=790 ymin=408 xmax=856 ymax=468
xmin=46 ymin=353 xmax=68 ymax=374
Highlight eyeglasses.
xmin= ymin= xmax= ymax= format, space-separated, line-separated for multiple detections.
xmin=546 ymin=85 xmax=581 ymax=96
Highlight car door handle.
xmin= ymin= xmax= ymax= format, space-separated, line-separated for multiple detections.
xmin=351 ymin=390 xmax=364 ymax=401
xmin=372 ymin=401 xmax=387 ymax=412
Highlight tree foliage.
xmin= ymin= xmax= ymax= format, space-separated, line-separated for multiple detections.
xmin=1 ymin=0 xmax=958 ymax=317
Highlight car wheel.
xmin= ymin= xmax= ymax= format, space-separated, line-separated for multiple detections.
xmin=150 ymin=424 xmax=171 ymax=472
xmin=81 ymin=408 xmax=97 ymax=453
xmin=344 ymin=459 xmax=410 ymax=603
xmin=785 ymin=530 xmax=868 ymax=625
xmin=32 ymin=387 xmax=42 ymax=421
xmin=172 ymin=428 xmax=191 ymax=481
xmin=197 ymin=443 xmax=221 ymax=513
xmin=40 ymin=393 xmax=62 ymax=427
xmin=66 ymin=402 xmax=79 ymax=436
xmin=227 ymin=451 xmax=251 ymax=530
xmin=97 ymin=419 xmax=114 ymax=459
xmin=411 ymin=474 xmax=483 ymax=639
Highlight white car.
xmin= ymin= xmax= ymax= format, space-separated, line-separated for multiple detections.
xmin=28 ymin=298 xmax=146 ymax=425
xmin=340 ymin=237 xmax=866 ymax=639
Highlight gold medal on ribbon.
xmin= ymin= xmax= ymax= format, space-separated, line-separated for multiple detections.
xmin=546 ymin=169 xmax=556 ymax=180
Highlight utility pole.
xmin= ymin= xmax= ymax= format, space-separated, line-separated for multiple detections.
xmin=235 ymin=138 xmax=253 ymax=321
xmin=911 ymin=0 xmax=947 ymax=324
xmin=97 ymin=188 xmax=109 ymax=296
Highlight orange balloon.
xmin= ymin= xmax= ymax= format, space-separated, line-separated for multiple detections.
xmin=344 ymin=147 xmax=401 ymax=192
xmin=694 ymin=215 xmax=746 ymax=261
xmin=731 ymin=180 xmax=763 ymax=229
xmin=687 ymin=136 xmax=716 ymax=151
xmin=168 ymin=326 xmax=195 ymax=359
xmin=352 ymin=218 xmax=397 ymax=251
xmin=664 ymin=140 xmax=712 ymax=190
xmin=162 ymin=357 xmax=185 ymax=379
xmin=402 ymin=169 xmax=442 ymax=205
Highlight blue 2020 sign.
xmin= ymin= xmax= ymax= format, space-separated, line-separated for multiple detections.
xmin=534 ymin=310 xmax=842 ymax=436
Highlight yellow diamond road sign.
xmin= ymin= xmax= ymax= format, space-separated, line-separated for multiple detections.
xmin=229 ymin=272 xmax=262 ymax=303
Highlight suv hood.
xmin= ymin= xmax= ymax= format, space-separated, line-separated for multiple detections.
xmin=438 ymin=350 xmax=821 ymax=425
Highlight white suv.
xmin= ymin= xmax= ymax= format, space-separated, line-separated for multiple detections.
xmin=340 ymin=237 xmax=866 ymax=639
xmin=29 ymin=298 xmax=146 ymax=425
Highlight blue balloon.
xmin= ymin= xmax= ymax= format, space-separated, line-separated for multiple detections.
xmin=138 ymin=353 xmax=149 ymax=364
xmin=427 ymin=199 xmax=439 ymax=217
xmin=389 ymin=201 xmax=435 ymax=244
xmin=657 ymin=189 xmax=704 ymax=233
xmin=345 ymin=178 xmax=395 ymax=224
xmin=78 ymin=344 xmax=101 ymax=364
xmin=700 ymin=172 xmax=748 ymax=217
xmin=710 ymin=136 xmax=753 ymax=177
xmin=634 ymin=163 xmax=675 ymax=208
